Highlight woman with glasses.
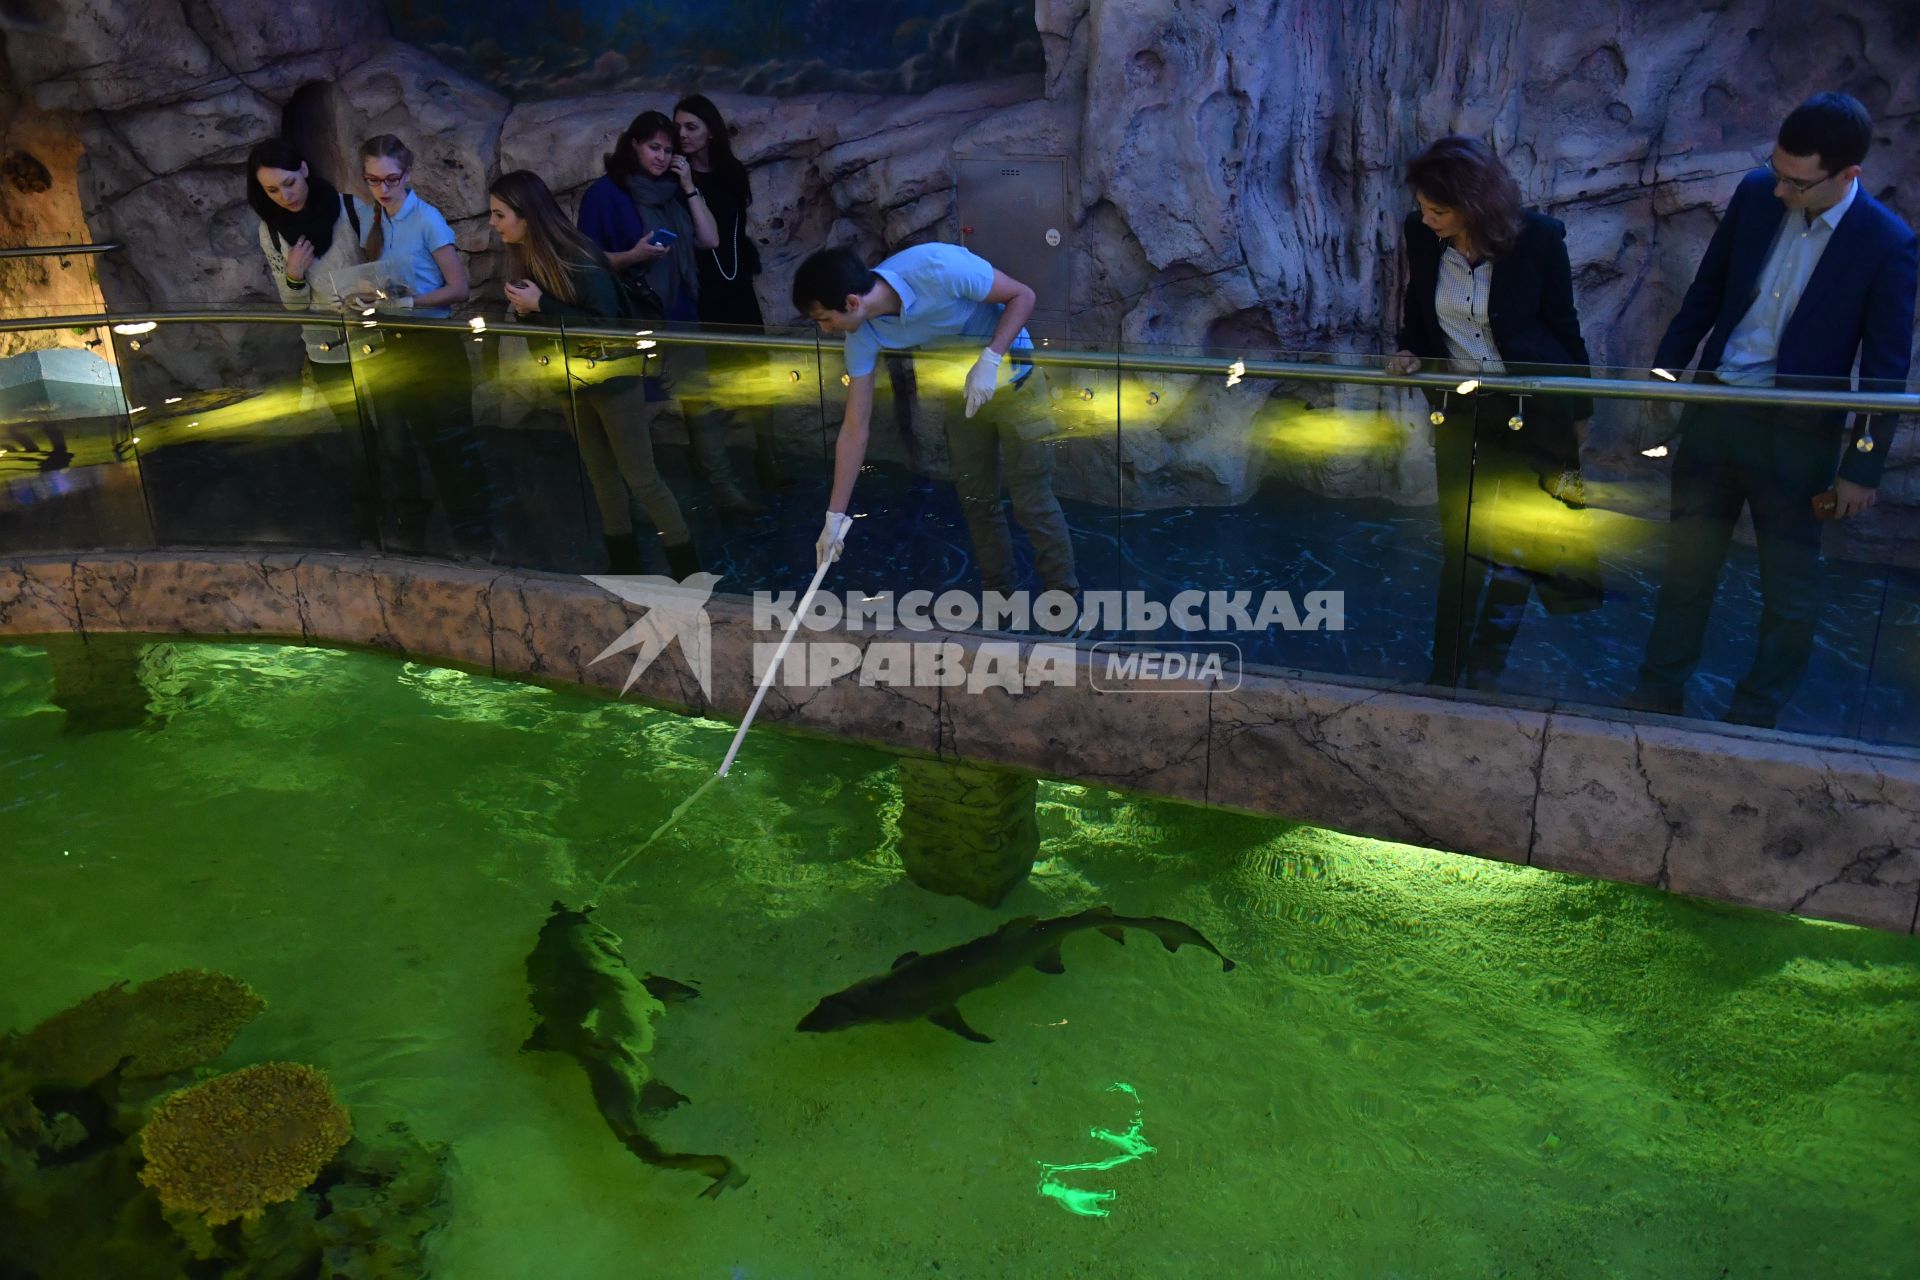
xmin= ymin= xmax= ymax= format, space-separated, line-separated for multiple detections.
xmin=488 ymin=170 xmax=702 ymax=578
xmin=245 ymin=137 xmax=378 ymax=544
xmin=1389 ymin=135 xmax=1600 ymax=689
xmin=674 ymin=93 xmax=785 ymax=493
xmin=578 ymin=109 xmax=762 ymax=521
xmin=351 ymin=134 xmax=491 ymax=557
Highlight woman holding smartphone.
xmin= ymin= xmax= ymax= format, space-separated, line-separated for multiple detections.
xmin=352 ymin=133 xmax=491 ymax=557
xmin=491 ymin=169 xmax=700 ymax=577
xmin=578 ymin=110 xmax=760 ymax=518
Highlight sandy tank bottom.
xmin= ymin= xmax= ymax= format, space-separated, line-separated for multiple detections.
xmin=0 ymin=641 xmax=1915 ymax=1279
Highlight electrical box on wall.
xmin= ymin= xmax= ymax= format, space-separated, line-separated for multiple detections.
xmin=953 ymin=156 xmax=1069 ymax=341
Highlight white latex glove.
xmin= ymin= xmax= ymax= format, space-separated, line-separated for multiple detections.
xmin=816 ymin=511 xmax=854 ymax=568
xmin=964 ymin=347 xmax=1002 ymax=418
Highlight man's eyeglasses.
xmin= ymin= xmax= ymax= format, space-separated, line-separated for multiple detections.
xmin=363 ymin=173 xmax=408 ymax=189
xmin=1768 ymin=164 xmax=1830 ymax=194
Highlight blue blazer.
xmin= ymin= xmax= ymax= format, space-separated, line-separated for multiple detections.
xmin=1653 ymin=168 xmax=1917 ymax=485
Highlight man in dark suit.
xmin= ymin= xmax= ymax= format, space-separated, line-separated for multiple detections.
xmin=1633 ymin=92 xmax=1917 ymax=728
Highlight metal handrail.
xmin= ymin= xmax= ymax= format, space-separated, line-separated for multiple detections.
xmin=3 ymin=306 xmax=1915 ymax=415
xmin=0 ymin=244 xmax=120 ymax=259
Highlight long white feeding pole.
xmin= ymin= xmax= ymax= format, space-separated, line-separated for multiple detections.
xmin=716 ymin=555 xmax=835 ymax=777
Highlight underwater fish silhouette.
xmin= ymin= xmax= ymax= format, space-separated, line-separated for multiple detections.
xmin=523 ymin=901 xmax=746 ymax=1198
xmin=796 ymin=906 xmax=1235 ymax=1043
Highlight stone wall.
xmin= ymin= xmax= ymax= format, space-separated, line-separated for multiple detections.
xmin=4 ymin=549 xmax=1917 ymax=934
xmin=0 ymin=53 xmax=106 ymax=358
xmin=2 ymin=1 xmax=1915 ymax=516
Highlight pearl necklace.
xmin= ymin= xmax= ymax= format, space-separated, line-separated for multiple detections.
xmin=713 ymin=210 xmax=741 ymax=283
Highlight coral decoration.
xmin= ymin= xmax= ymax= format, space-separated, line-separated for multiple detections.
xmin=137 ymin=1062 xmax=351 ymax=1225
xmin=4 ymin=969 xmax=265 ymax=1086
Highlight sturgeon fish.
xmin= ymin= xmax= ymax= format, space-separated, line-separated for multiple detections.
xmin=796 ymin=906 xmax=1234 ymax=1043
xmin=523 ymin=901 xmax=746 ymax=1198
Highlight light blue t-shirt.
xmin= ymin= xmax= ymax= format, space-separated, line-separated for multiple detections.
xmin=842 ymin=243 xmax=1033 ymax=379
xmin=352 ymin=190 xmax=458 ymax=318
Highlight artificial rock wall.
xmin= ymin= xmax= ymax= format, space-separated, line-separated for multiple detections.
xmin=2 ymin=1 xmax=1916 ymax=514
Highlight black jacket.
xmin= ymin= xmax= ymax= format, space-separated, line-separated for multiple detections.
xmin=525 ymin=259 xmax=624 ymax=325
xmin=1397 ymin=209 xmax=1594 ymax=421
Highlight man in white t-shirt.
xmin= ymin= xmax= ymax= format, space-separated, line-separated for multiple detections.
xmin=792 ymin=244 xmax=1078 ymax=594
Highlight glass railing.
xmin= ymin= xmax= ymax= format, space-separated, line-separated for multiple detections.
xmin=1441 ymin=357 xmax=1914 ymax=739
xmin=3 ymin=306 xmax=1917 ymax=747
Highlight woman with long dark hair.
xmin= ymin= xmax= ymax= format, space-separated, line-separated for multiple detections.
xmin=1391 ymin=135 xmax=1600 ymax=688
xmin=675 ymin=92 xmax=784 ymax=490
xmin=245 ymin=137 xmax=377 ymax=543
xmin=672 ymin=94 xmax=763 ymax=331
xmin=351 ymin=133 xmax=490 ymax=556
xmin=577 ymin=109 xmax=761 ymax=518
xmin=490 ymin=170 xmax=700 ymax=577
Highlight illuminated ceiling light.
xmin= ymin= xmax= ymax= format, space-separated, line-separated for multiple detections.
xmin=1456 ymin=378 xmax=1480 ymax=395
xmin=361 ymin=319 xmax=377 ymax=328
xmin=634 ymin=339 xmax=656 ymax=350
xmin=1651 ymin=367 xmax=1677 ymax=381
xmin=112 ymin=321 xmax=157 ymax=336
xmin=361 ymin=307 xmax=376 ymax=316
xmin=468 ymin=316 xmax=487 ymax=332
xmin=1641 ymin=445 xmax=1669 ymax=458
xmin=163 ymin=396 xmax=182 ymax=404
xmin=633 ymin=330 xmax=653 ymax=337
xmin=1226 ymin=359 xmax=1245 ymax=388
xmin=188 ymin=421 xmax=200 ymax=428
xmin=128 ymin=405 xmax=147 ymax=414
xmin=129 ymin=436 xmax=140 ymax=444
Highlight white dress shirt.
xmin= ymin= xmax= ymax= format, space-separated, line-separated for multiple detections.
xmin=1717 ymin=178 xmax=1858 ymax=386
xmin=1435 ymin=245 xmax=1505 ymax=373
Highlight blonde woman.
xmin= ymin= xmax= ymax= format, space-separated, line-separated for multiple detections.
xmin=351 ymin=134 xmax=489 ymax=555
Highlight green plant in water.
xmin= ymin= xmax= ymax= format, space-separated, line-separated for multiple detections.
xmin=1035 ymin=1082 xmax=1156 ymax=1218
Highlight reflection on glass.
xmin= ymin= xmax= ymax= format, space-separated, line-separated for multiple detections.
xmin=0 ymin=322 xmax=149 ymax=552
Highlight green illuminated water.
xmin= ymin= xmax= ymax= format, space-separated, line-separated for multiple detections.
xmin=1 ymin=641 xmax=1915 ymax=1277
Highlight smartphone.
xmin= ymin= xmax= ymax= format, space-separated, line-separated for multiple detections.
xmin=648 ymin=229 xmax=679 ymax=247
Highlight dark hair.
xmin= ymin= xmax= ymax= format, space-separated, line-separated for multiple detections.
xmin=673 ymin=93 xmax=751 ymax=206
xmin=489 ymin=170 xmax=614 ymax=309
xmin=1405 ymin=136 xmax=1525 ymax=257
xmin=605 ymin=110 xmax=677 ymax=184
xmin=791 ymin=247 xmax=878 ymax=315
xmin=245 ymin=137 xmax=342 ymax=259
xmin=1778 ymin=92 xmax=1872 ymax=174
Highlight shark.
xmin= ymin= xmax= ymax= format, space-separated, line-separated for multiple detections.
xmin=796 ymin=906 xmax=1235 ymax=1044
xmin=522 ymin=902 xmax=746 ymax=1198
